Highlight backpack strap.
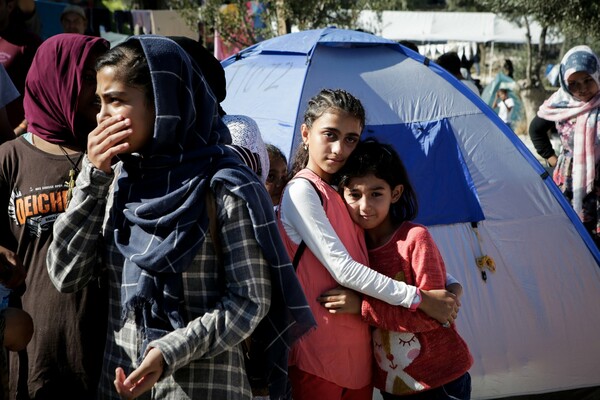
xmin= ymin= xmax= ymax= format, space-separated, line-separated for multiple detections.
xmin=291 ymin=177 xmax=323 ymax=270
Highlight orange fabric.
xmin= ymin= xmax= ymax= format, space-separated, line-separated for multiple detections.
xmin=278 ymin=169 xmax=372 ymax=389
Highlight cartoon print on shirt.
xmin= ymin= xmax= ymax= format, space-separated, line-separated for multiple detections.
xmin=8 ymin=184 xmax=69 ymax=237
xmin=373 ymin=329 xmax=424 ymax=395
xmin=372 ymin=270 xmax=425 ymax=395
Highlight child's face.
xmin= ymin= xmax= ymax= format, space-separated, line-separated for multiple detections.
xmin=301 ymin=110 xmax=361 ymax=182
xmin=342 ymin=173 xmax=403 ymax=232
xmin=265 ymin=156 xmax=287 ymax=205
xmin=96 ymin=66 xmax=155 ymax=154
xmin=498 ymin=91 xmax=507 ymax=100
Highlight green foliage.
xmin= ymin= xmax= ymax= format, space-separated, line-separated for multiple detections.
xmin=479 ymin=0 xmax=600 ymax=41
xmin=172 ymin=0 xmax=600 ymax=65
xmin=286 ymin=0 xmax=366 ymax=30
xmin=193 ymin=0 xmax=422 ymax=50
xmin=199 ymin=0 xmax=274 ymax=47
xmin=445 ymin=0 xmax=488 ymax=11
xmin=473 ymin=0 xmax=600 ymax=89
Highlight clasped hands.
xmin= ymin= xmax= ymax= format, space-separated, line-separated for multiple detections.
xmin=317 ymin=285 xmax=461 ymax=326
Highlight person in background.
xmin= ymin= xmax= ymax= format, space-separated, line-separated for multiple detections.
xmin=399 ymin=40 xmax=419 ymax=54
xmin=223 ymin=114 xmax=270 ymax=184
xmin=492 ymin=88 xmax=514 ymax=127
xmin=0 ymin=0 xmax=42 ymax=134
xmin=266 ymin=144 xmax=288 ymax=207
xmin=0 ymin=307 xmax=33 ymax=400
xmin=0 ymin=308 xmax=32 ymax=353
xmin=13 ymin=0 xmax=38 ymax=35
xmin=47 ymin=36 xmax=314 ymax=400
xmin=0 ymin=33 xmax=110 ymax=400
xmin=330 ymin=139 xmax=473 ymax=399
xmin=60 ymin=5 xmax=88 ymax=35
xmin=436 ymin=52 xmax=480 ymax=95
xmin=503 ymin=59 xmax=514 ymax=79
xmin=534 ymin=45 xmax=600 ymax=247
xmin=0 ymin=241 xmax=32 ymax=400
xmin=0 ymin=65 xmax=19 ymax=144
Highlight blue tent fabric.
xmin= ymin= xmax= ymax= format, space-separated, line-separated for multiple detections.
xmin=364 ymin=118 xmax=484 ymax=226
xmin=221 ymin=27 xmax=398 ymax=64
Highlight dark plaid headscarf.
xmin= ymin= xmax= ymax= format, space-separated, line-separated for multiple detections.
xmin=168 ymin=36 xmax=227 ymax=116
xmin=113 ymin=36 xmax=314 ymax=399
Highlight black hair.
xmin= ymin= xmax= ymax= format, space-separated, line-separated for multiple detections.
xmin=266 ymin=143 xmax=287 ymax=165
xmin=503 ymin=59 xmax=514 ymax=78
xmin=289 ymin=88 xmax=366 ymax=177
xmin=399 ymin=40 xmax=419 ymax=53
xmin=95 ymin=39 xmax=154 ymax=107
xmin=337 ymin=139 xmax=418 ymax=224
xmin=436 ymin=52 xmax=462 ymax=77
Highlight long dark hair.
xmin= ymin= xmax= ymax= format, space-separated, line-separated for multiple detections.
xmin=289 ymin=88 xmax=366 ymax=178
xmin=338 ymin=139 xmax=418 ymax=223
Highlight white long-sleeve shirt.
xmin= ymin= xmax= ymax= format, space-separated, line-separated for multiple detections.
xmin=279 ymin=178 xmax=419 ymax=308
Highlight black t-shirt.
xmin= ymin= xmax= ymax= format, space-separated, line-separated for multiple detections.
xmin=0 ymin=137 xmax=106 ymax=399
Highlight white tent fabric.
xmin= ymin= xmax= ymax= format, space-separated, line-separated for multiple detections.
xmin=356 ymin=11 xmax=562 ymax=44
xmin=221 ymin=28 xmax=600 ymax=399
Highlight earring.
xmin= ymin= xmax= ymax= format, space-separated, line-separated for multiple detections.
xmin=303 ymin=143 xmax=308 ymax=151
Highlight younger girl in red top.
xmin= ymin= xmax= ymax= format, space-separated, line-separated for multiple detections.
xmin=336 ymin=139 xmax=473 ymax=399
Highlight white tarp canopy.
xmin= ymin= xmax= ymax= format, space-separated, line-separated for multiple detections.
xmin=356 ymin=11 xmax=562 ymax=44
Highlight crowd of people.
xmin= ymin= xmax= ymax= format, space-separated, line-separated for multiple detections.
xmin=0 ymin=29 xmax=463 ymax=400
xmin=0 ymin=1 xmax=599 ymax=399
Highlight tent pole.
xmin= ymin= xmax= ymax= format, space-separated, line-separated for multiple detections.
xmin=487 ymin=41 xmax=494 ymax=82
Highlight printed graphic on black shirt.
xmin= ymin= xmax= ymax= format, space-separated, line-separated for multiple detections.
xmin=8 ymin=183 xmax=68 ymax=237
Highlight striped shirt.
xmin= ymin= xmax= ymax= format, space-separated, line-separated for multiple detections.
xmin=47 ymin=157 xmax=271 ymax=399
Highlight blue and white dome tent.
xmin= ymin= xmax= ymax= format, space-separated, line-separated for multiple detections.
xmin=221 ymin=27 xmax=600 ymax=399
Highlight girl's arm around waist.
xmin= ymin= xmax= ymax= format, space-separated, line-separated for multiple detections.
xmin=280 ymin=179 xmax=417 ymax=307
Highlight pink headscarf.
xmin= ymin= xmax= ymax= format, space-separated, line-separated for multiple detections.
xmin=538 ymin=45 xmax=600 ymax=216
xmin=23 ymin=33 xmax=109 ymax=148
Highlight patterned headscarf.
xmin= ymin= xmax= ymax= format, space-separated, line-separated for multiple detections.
xmin=23 ymin=34 xmax=109 ymax=148
xmin=113 ymin=36 xmax=314 ymax=398
xmin=538 ymin=45 xmax=600 ymax=216
xmin=223 ymin=114 xmax=270 ymax=183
